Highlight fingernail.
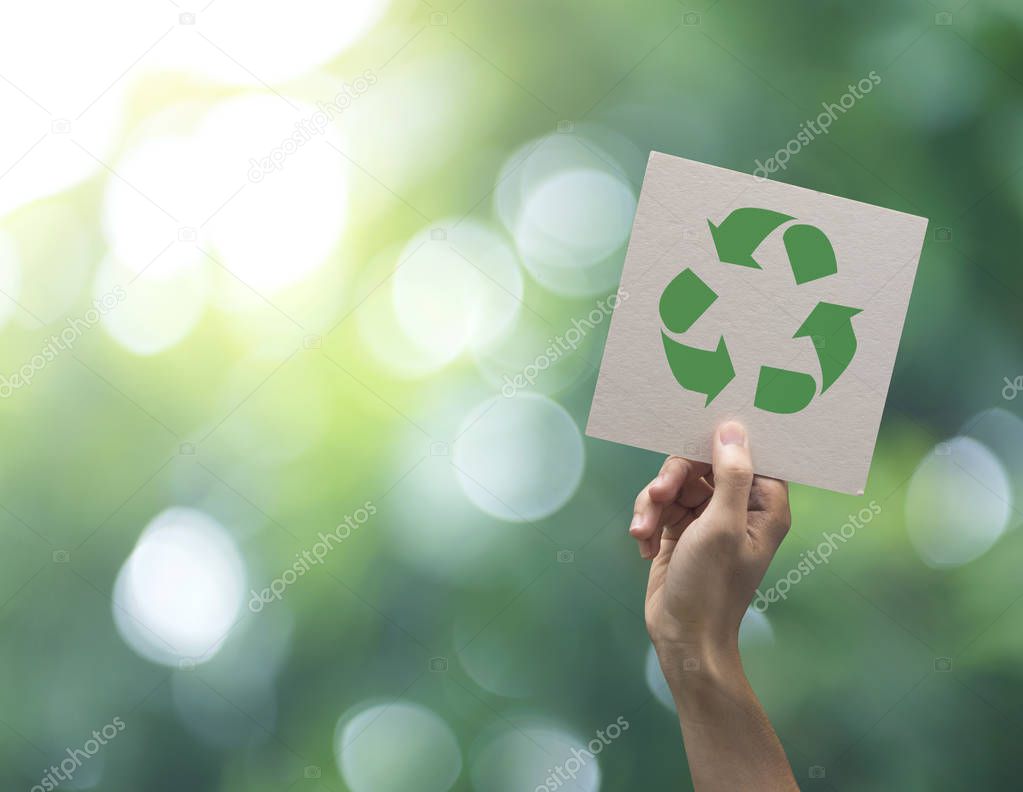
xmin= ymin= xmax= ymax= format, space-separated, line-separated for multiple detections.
xmin=718 ymin=421 xmax=746 ymax=446
xmin=630 ymin=514 xmax=643 ymax=534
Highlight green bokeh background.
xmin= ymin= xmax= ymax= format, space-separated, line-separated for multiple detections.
xmin=2 ymin=1 xmax=1022 ymax=790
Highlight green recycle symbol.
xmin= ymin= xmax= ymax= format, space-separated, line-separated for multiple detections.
xmin=659 ymin=207 xmax=862 ymax=414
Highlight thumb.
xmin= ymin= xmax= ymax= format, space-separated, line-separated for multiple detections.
xmin=706 ymin=421 xmax=754 ymax=527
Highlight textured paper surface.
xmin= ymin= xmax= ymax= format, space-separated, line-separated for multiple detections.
xmin=586 ymin=152 xmax=927 ymax=494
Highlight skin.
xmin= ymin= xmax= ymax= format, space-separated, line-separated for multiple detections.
xmin=631 ymin=420 xmax=799 ymax=792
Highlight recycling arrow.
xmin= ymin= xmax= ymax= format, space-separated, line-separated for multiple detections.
xmin=661 ymin=333 xmax=734 ymax=406
xmin=794 ymin=302 xmax=862 ymax=392
xmin=783 ymin=224 xmax=838 ymax=285
xmin=659 ymin=268 xmax=717 ymax=334
xmin=708 ymin=208 xmax=792 ymax=269
xmin=754 ymin=366 xmax=817 ymax=414
xmin=660 ymin=207 xmax=863 ymax=414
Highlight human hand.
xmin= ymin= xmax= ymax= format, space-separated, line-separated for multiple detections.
xmin=630 ymin=421 xmax=798 ymax=791
xmin=630 ymin=421 xmax=791 ymax=655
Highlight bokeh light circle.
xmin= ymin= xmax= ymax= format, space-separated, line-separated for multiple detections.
xmin=391 ymin=220 xmax=523 ymax=366
xmin=496 ymin=131 xmax=638 ymax=297
xmin=961 ymin=407 xmax=1023 ymax=506
xmin=357 ymin=277 xmax=455 ymax=377
xmin=385 ymin=448 xmax=524 ymax=588
xmin=335 ymin=701 xmax=461 ymax=792
xmin=513 ymin=168 xmax=635 ymax=297
xmin=201 ymin=97 xmax=348 ymax=294
xmin=113 ymin=508 xmax=246 ymax=667
xmin=470 ymin=723 xmax=601 ymax=792
xmin=102 ymin=94 xmax=347 ymax=295
xmin=905 ymin=437 xmax=1012 ymax=568
xmin=95 ymin=254 xmax=208 ymax=356
xmin=0 ymin=2 xmax=138 ymax=216
xmin=453 ymin=394 xmax=584 ymax=522
xmin=470 ymin=303 xmax=598 ymax=398
xmin=494 ymin=129 xmax=642 ymax=231
xmin=101 ymin=133 xmax=206 ymax=279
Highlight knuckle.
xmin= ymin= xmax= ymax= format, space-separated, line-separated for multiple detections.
xmin=662 ymin=523 xmax=684 ymax=542
xmin=720 ymin=461 xmax=754 ymax=487
xmin=705 ymin=524 xmax=744 ymax=551
xmin=662 ymin=455 xmax=688 ymax=478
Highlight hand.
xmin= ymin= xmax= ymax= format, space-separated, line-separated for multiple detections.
xmin=630 ymin=421 xmax=791 ymax=654
xmin=630 ymin=421 xmax=798 ymax=792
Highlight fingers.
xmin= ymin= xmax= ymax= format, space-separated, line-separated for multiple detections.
xmin=646 ymin=500 xmax=706 ymax=559
xmin=645 ymin=503 xmax=681 ymax=558
xmin=645 ymin=535 xmax=672 ymax=604
xmin=645 ymin=512 xmax=692 ymax=602
xmin=631 ymin=456 xmax=712 ymax=558
xmin=648 ymin=456 xmax=710 ymax=505
xmin=629 ymin=485 xmax=662 ymax=559
xmin=748 ymin=475 xmax=791 ymax=553
xmin=630 ymin=487 xmax=660 ymax=541
xmin=748 ymin=475 xmax=787 ymax=513
xmin=706 ymin=421 xmax=754 ymax=527
xmin=630 ymin=457 xmax=686 ymax=541
xmin=681 ymin=475 xmax=714 ymax=508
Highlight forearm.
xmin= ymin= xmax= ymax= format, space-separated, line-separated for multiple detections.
xmin=658 ymin=641 xmax=798 ymax=792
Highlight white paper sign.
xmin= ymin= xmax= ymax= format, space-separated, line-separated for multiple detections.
xmin=586 ymin=152 xmax=927 ymax=494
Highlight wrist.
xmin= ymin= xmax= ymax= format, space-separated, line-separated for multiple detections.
xmin=653 ymin=636 xmax=745 ymax=704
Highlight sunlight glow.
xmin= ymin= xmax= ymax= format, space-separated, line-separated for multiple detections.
xmin=113 ymin=508 xmax=246 ymax=667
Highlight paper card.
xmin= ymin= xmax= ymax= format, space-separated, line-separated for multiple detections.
xmin=586 ymin=152 xmax=927 ymax=494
